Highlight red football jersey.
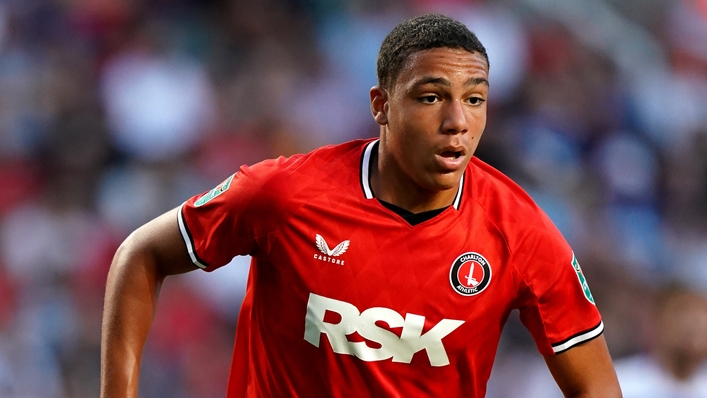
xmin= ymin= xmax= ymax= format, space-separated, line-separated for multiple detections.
xmin=178 ymin=139 xmax=603 ymax=397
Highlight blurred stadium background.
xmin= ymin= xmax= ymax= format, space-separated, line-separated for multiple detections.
xmin=1 ymin=0 xmax=706 ymax=396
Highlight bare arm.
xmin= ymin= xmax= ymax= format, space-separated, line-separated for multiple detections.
xmin=544 ymin=335 xmax=622 ymax=397
xmin=100 ymin=207 xmax=197 ymax=398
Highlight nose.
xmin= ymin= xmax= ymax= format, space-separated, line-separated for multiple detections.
xmin=441 ymin=100 xmax=469 ymax=135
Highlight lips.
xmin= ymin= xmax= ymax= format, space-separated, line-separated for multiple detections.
xmin=436 ymin=147 xmax=466 ymax=171
xmin=440 ymin=150 xmax=462 ymax=159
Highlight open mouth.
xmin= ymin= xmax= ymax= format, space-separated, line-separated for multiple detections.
xmin=440 ymin=151 xmax=463 ymax=159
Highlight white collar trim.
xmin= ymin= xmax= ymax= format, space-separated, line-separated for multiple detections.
xmin=360 ymin=139 xmax=464 ymax=210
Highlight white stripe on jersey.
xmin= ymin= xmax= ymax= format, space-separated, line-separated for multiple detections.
xmin=552 ymin=321 xmax=604 ymax=353
xmin=452 ymin=172 xmax=464 ymax=210
xmin=177 ymin=202 xmax=207 ymax=269
xmin=361 ymin=140 xmax=376 ymax=199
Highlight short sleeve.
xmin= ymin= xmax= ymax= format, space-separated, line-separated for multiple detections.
xmin=514 ymin=212 xmax=603 ymax=356
xmin=178 ymin=157 xmax=291 ymax=271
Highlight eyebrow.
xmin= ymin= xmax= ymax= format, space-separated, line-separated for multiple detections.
xmin=413 ymin=76 xmax=489 ymax=87
xmin=466 ymin=77 xmax=489 ymax=87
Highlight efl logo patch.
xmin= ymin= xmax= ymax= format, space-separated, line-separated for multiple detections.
xmin=571 ymin=254 xmax=595 ymax=304
xmin=195 ymin=173 xmax=235 ymax=207
xmin=449 ymin=252 xmax=491 ymax=296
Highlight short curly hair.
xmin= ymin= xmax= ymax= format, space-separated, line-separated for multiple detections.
xmin=377 ymin=14 xmax=489 ymax=89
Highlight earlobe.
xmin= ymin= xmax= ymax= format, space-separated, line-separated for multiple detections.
xmin=370 ymin=86 xmax=388 ymax=125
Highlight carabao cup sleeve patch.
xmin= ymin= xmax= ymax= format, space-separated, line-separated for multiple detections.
xmin=571 ymin=254 xmax=595 ymax=304
xmin=194 ymin=173 xmax=235 ymax=207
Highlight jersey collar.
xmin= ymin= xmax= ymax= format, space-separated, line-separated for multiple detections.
xmin=360 ymin=139 xmax=464 ymax=211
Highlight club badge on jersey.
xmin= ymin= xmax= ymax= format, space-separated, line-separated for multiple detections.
xmin=449 ymin=252 xmax=492 ymax=296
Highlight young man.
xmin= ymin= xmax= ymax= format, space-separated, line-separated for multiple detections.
xmin=101 ymin=14 xmax=622 ymax=397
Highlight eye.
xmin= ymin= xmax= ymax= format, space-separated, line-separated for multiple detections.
xmin=419 ymin=95 xmax=439 ymax=104
xmin=467 ymin=97 xmax=485 ymax=106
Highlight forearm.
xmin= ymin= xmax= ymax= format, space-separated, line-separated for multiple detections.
xmin=545 ymin=336 xmax=622 ymax=398
xmin=101 ymin=235 xmax=164 ymax=398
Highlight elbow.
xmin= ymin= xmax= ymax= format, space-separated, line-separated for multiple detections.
xmin=109 ymin=231 xmax=166 ymax=284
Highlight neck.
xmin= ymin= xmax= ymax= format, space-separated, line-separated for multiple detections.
xmin=370 ymin=146 xmax=459 ymax=214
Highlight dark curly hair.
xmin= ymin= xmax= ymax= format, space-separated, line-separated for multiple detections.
xmin=377 ymin=14 xmax=489 ymax=89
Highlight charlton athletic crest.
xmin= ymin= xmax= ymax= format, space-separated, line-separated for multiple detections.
xmin=449 ymin=252 xmax=492 ymax=296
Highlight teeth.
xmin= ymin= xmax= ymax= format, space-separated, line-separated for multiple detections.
xmin=440 ymin=151 xmax=462 ymax=159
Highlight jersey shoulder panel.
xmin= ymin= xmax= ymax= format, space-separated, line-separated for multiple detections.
xmin=179 ymin=139 xmax=371 ymax=270
xmin=259 ymin=139 xmax=372 ymax=193
xmin=467 ymin=158 xmax=550 ymax=222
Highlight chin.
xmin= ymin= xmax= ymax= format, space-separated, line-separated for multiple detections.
xmin=428 ymin=172 xmax=463 ymax=192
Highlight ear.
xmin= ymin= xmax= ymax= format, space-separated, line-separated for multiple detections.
xmin=369 ymin=86 xmax=389 ymax=126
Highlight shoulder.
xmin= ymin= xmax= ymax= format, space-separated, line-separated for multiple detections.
xmin=465 ymin=157 xmax=572 ymax=271
xmin=245 ymin=139 xmax=371 ymax=184
xmin=237 ymin=139 xmax=372 ymax=205
xmin=466 ymin=157 xmax=556 ymax=234
xmin=184 ymin=139 xmax=372 ymax=240
xmin=307 ymin=139 xmax=373 ymax=164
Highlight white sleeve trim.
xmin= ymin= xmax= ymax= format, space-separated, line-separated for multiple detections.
xmin=552 ymin=321 xmax=604 ymax=354
xmin=177 ymin=202 xmax=208 ymax=269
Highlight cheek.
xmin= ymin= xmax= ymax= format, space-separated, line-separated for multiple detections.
xmin=470 ymin=109 xmax=487 ymax=132
xmin=468 ymin=118 xmax=486 ymax=147
xmin=392 ymin=113 xmax=428 ymax=147
xmin=467 ymin=116 xmax=485 ymax=139
xmin=473 ymin=128 xmax=485 ymax=143
xmin=397 ymin=131 xmax=425 ymax=163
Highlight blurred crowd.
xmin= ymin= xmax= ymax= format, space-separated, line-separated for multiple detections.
xmin=0 ymin=0 xmax=706 ymax=396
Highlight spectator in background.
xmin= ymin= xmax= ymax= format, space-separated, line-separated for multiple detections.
xmin=615 ymin=282 xmax=707 ymax=397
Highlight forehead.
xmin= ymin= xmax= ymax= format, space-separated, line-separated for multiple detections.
xmin=394 ymin=47 xmax=489 ymax=90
